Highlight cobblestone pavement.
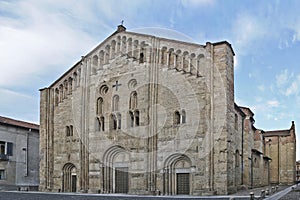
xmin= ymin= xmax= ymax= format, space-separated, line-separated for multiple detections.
xmin=232 ymin=185 xmax=289 ymax=197
xmin=0 ymin=186 xmax=294 ymax=200
xmin=0 ymin=192 xmax=226 ymax=200
xmin=279 ymin=185 xmax=300 ymax=200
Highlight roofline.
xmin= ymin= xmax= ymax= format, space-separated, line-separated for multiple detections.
xmin=0 ymin=116 xmax=39 ymax=131
xmin=212 ymin=41 xmax=235 ymax=56
xmin=234 ymin=103 xmax=246 ymax=117
xmin=47 ymin=59 xmax=82 ymax=89
xmin=263 ymin=130 xmax=291 ymax=137
xmin=238 ymin=106 xmax=255 ymax=116
xmin=42 ymin=25 xmax=234 ymax=89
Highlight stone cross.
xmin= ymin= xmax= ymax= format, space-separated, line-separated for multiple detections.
xmin=113 ymin=81 xmax=122 ymax=91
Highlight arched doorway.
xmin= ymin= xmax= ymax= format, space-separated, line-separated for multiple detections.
xmin=102 ymin=146 xmax=130 ymax=194
xmin=163 ymin=154 xmax=192 ymax=195
xmin=62 ymin=163 xmax=77 ymax=192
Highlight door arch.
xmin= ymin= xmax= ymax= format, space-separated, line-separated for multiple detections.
xmin=62 ymin=163 xmax=77 ymax=192
xmin=102 ymin=145 xmax=130 ymax=194
xmin=163 ymin=154 xmax=192 ymax=195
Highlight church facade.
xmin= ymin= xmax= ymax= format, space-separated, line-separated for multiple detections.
xmin=39 ymin=25 xmax=296 ymax=195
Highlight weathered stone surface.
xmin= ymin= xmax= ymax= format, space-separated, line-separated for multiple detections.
xmin=39 ymin=25 xmax=295 ymax=196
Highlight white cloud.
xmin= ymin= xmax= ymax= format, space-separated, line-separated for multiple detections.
xmin=232 ymin=14 xmax=266 ymax=52
xmin=180 ymin=0 xmax=215 ymax=8
xmin=255 ymin=97 xmax=263 ymax=102
xmin=285 ymin=81 xmax=298 ymax=96
xmin=275 ymin=69 xmax=300 ymax=96
xmin=276 ymin=69 xmax=292 ymax=87
xmin=0 ymin=0 xmax=97 ymax=87
xmin=257 ymin=84 xmax=265 ymax=92
xmin=267 ymin=100 xmax=280 ymax=108
xmin=0 ymin=88 xmax=38 ymax=123
xmin=0 ymin=88 xmax=34 ymax=100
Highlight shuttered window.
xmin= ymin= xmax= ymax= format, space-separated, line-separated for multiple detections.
xmin=7 ymin=142 xmax=13 ymax=156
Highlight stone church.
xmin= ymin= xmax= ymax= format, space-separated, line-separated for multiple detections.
xmin=39 ymin=25 xmax=296 ymax=195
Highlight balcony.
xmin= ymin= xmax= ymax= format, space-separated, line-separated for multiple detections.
xmin=0 ymin=154 xmax=9 ymax=161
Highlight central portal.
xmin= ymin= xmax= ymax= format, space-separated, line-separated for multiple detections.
xmin=115 ymin=167 xmax=129 ymax=193
xmin=176 ymin=173 xmax=190 ymax=195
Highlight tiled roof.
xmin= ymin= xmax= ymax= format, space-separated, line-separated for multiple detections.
xmin=263 ymin=129 xmax=290 ymax=137
xmin=0 ymin=116 xmax=39 ymax=131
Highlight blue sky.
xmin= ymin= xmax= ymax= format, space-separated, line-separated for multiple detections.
xmin=1 ymin=0 xmax=300 ymax=157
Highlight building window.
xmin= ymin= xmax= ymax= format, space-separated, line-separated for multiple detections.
xmin=0 ymin=170 xmax=5 ymax=180
xmin=0 ymin=141 xmax=13 ymax=156
xmin=129 ymin=111 xmax=134 ymax=127
xmin=55 ymin=88 xmax=59 ymax=106
xmin=70 ymin=125 xmax=73 ymax=136
xmin=7 ymin=142 xmax=13 ymax=156
xmin=112 ymin=95 xmax=119 ymax=111
xmin=235 ymin=113 xmax=238 ymax=130
xmin=100 ymin=116 xmax=105 ymax=131
xmin=96 ymin=116 xmax=105 ymax=132
xmin=97 ymin=97 xmax=104 ymax=115
xmin=174 ymin=111 xmax=180 ymax=125
xmin=117 ymin=113 xmax=122 ymax=129
xmin=68 ymin=77 xmax=73 ymax=94
xmin=134 ymin=110 xmax=140 ymax=126
xmin=66 ymin=126 xmax=70 ymax=136
xmin=0 ymin=141 xmax=5 ymax=154
xmin=173 ymin=110 xmax=187 ymax=125
xmin=129 ymin=91 xmax=137 ymax=110
xmin=111 ymin=114 xmax=118 ymax=130
xmin=181 ymin=110 xmax=186 ymax=124
xmin=66 ymin=126 xmax=73 ymax=137
xmin=139 ymin=52 xmax=144 ymax=63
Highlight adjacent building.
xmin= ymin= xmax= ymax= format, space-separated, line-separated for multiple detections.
xmin=39 ymin=25 xmax=296 ymax=195
xmin=264 ymin=123 xmax=296 ymax=185
xmin=296 ymin=161 xmax=300 ymax=182
xmin=0 ymin=116 xmax=39 ymax=191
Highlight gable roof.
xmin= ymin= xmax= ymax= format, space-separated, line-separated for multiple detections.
xmin=46 ymin=25 xmax=234 ymax=88
xmin=0 ymin=116 xmax=39 ymax=131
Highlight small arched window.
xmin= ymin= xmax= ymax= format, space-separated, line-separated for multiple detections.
xmin=110 ymin=114 xmax=117 ymax=130
xmin=64 ymin=80 xmax=68 ymax=98
xmin=117 ymin=113 xmax=122 ymax=129
xmin=135 ymin=110 xmax=140 ymax=126
xmin=111 ymin=40 xmax=116 ymax=58
xmin=99 ymin=51 xmax=104 ymax=66
xmin=55 ymin=88 xmax=59 ymax=105
xmin=59 ymin=84 xmax=63 ymax=102
xmin=112 ymin=95 xmax=119 ymax=111
xmin=129 ymin=91 xmax=137 ymax=110
xmin=129 ymin=111 xmax=134 ymax=127
xmin=96 ymin=117 xmax=105 ymax=132
xmin=97 ymin=97 xmax=103 ymax=115
xmin=161 ymin=47 xmax=167 ymax=65
xmin=181 ymin=110 xmax=186 ymax=124
xmin=168 ymin=49 xmax=174 ymax=67
xmin=70 ymin=125 xmax=73 ymax=136
xmin=235 ymin=113 xmax=238 ymax=130
xmin=73 ymin=72 xmax=78 ymax=87
xmin=174 ymin=111 xmax=180 ymax=125
xmin=93 ymin=55 xmax=98 ymax=66
xmin=100 ymin=116 xmax=105 ymax=131
xmin=105 ymin=45 xmax=110 ymax=63
xmin=68 ymin=77 xmax=73 ymax=94
xmin=66 ymin=126 xmax=70 ymax=136
xmin=139 ymin=52 xmax=144 ymax=63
